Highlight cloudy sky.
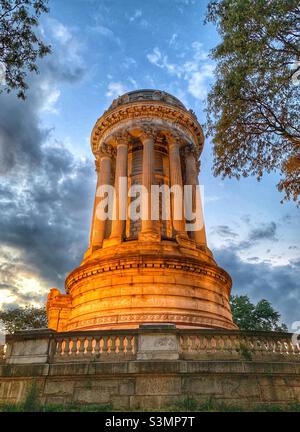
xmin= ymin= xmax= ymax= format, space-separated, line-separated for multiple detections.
xmin=0 ymin=0 xmax=299 ymax=337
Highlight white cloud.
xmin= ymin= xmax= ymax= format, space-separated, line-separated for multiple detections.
xmin=188 ymin=64 xmax=215 ymax=100
xmin=147 ymin=42 xmax=214 ymax=101
xmin=147 ymin=47 xmax=182 ymax=78
xmin=106 ymin=82 xmax=128 ymax=98
xmin=123 ymin=57 xmax=137 ymax=69
xmin=169 ymin=33 xmax=178 ymax=48
xmin=129 ymin=9 xmax=142 ymax=22
xmin=91 ymin=24 xmax=121 ymax=46
xmin=39 ymin=81 xmax=61 ymax=114
xmin=49 ymin=20 xmax=72 ymax=44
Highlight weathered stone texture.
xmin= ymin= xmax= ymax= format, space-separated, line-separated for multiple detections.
xmin=1 ymin=360 xmax=300 ymax=409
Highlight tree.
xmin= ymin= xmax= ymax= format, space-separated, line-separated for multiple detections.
xmin=0 ymin=0 xmax=51 ymax=99
xmin=205 ymin=0 xmax=300 ymax=204
xmin=0 ymin=305 xmax=47 ymax=334
xmin=230 ymin=295 xmax=288 ymax=331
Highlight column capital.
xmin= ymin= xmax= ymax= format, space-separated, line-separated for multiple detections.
xmin=181 ymin=143 xmax=198 ymax=160
xmin=114 ymin=130 xmax=130 ymax=147
xmin=168 ymin=133 xmax=183 ymax=149
xmin=99 ymin=142 xmax=115 ymax=159
xmin=139 ymin=123 xmax=157 ymax=142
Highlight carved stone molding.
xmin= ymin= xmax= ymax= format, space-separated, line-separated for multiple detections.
xmin=65 ymin=258 xmax=231 ymax=293
xmin=66 ymin=313 xmax=235 ymax=332
xmin=139 ymin=122 xmax=158 ymax=141
xmin=91 ymin=103 xmax=204 ymax=156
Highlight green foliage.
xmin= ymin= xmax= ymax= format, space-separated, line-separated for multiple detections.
xmin=1 ymin=400 xmax=300 ymax=412
xmin=0 ymin=402 xmax=114 ymax=412
xmin=0 ymin=0 xmax=51 ymax=99
xmin=205 ymin=0 xmax=300 ymax=204
xmin=0 ymin=305 xmax=48 ymax=334
xmin=230 ymin=295 xmax=288 ymax=332
xmin=175 ymin=396 xmax=198 ymax=411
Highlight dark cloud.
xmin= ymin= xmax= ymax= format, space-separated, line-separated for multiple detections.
xmin=211 ymin=225 xmax=239 ymax=239
xmin=249 ymin=221 xmax=277 ymax=241
xmin=0 ymin=18 xmax=92 ymax=305
xmin=215 ymin=247 xmax=300 ymax=330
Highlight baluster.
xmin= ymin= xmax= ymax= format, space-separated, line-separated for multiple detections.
xmin=91 ymin=338 xmax=96 ymax=355
xmin=123 ymin=336 xmax=128 ymax=353
xmin=102 ymin=336 xmax=109 ymax=354
xmin=68 ymin=339 xmax=73 ymax=356
xmin=118 ymin=336 xmax=125 ymax=354
xmin=275 ymin=340 xmax=282 ymax=355
xmin=94 ymin=337 xmax=100 ymax=355
xmin=131 ymin=336 xmax=137 ymax=354
xmin=61 ymin=340 xmax=66 ymax=356
xmin=255 ymin=338 xmax=263 ymax=357
xmin=210 ymin=336 xmax=216 ymax=353
xmin=85 ymin=337 xmax=93 ymax=356
xmin=78 ymin=337 xmax=85 ymax=356
xmin=99 ymin=337 xmax=104 ymax=354
xmin=115 ymin=336 xmax=120 ymax=354
xmin=216 ymin=335 xmax=224 ymax=354
xmin=107 ymin=337 xmax=112 ymax=353
xmin=202 ymin=336 xmax=208 ymax=353
xmin=233 ymin=336 xmax=241 ymax=355
xmin=110 ymin=336 xmax=116 ymax=354
xmin=224 ymin=335 xmax=232 ymax=355
xmin=56 ymin=339 xmax=63 ymax=356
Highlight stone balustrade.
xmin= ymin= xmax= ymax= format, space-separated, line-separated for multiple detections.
xmin=179 ymin=330 xmax=300 ymax=361
xmin=3 ymin=327 xmax=300 ymax=364
xmin=54 ymin=332 xmax=138 ymax=361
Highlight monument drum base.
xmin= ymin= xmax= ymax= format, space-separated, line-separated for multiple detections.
xmin=48 ymin=240 xmax=236 ymax=332
xmin=1 ymin=327 xmax=300 ymax=410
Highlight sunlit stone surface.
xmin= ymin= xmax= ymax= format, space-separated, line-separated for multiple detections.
xmin=47 ymin=90 xmax=237 ymax=331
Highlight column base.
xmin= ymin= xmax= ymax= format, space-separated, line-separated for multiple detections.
xmin=138 ymin=230 xmax=161 ymax=242
xmin=102 ymin=236 xmax=123 ymax=248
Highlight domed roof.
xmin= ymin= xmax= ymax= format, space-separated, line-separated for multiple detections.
xmin=107 ymin=89 xmax=187 ymax=111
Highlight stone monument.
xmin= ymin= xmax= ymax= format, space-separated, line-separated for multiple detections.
xmin=46 ymin=89 xmax=237 ymax=332
xmin=1 ymin=91 xmax=299 ymax=410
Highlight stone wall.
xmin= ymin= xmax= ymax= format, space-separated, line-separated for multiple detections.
xmin=1 ymin=360 xmax=300 ymax=409
xmin=1 ymin=327 xmax=300 ymax=409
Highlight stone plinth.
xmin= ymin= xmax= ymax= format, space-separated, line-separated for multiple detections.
xmin=1 ymin=328 xmax=300 ymax=409
xmin=137 ymin=324 xmax=179 ymax=360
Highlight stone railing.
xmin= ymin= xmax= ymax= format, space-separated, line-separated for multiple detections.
xmin=54 ymin=331 xmax=138 ymax=362
xmin=178 ymin=330 xmax=300 ymax=361
xmin=3 ymin=327 xmax=300 ymax=365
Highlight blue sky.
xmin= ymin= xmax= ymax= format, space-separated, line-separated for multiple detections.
xmin=0 ymin=0 xmax=299 ymax=335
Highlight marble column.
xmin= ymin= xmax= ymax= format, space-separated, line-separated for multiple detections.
xmin=139 ymin=127 xmax=160 ymax=241
xmin=89 ymin=154 xmax=112 ymax=250
xmin=106 ymin=133 xmax=128 ymax=246
xmin=185 ymin=146 xmax=207 ymax=245
xmin=169 ymin=136 xmax=187 ymax=238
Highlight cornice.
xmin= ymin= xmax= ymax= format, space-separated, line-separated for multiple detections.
xmin=91 ymin=101 xmax=204 ymax=156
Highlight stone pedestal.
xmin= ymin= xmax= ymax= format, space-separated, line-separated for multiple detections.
xmin=137 ymin=325 xmax=179 ymax=360
xmin=1 ymin=328 xmax=300 ymax=409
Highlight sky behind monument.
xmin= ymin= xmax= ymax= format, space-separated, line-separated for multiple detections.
xmin=0 ymin=0 xmax=299 ymax=336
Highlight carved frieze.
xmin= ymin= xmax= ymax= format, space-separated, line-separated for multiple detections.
xmin=91 ymin=103 xmax=204 ymax=156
